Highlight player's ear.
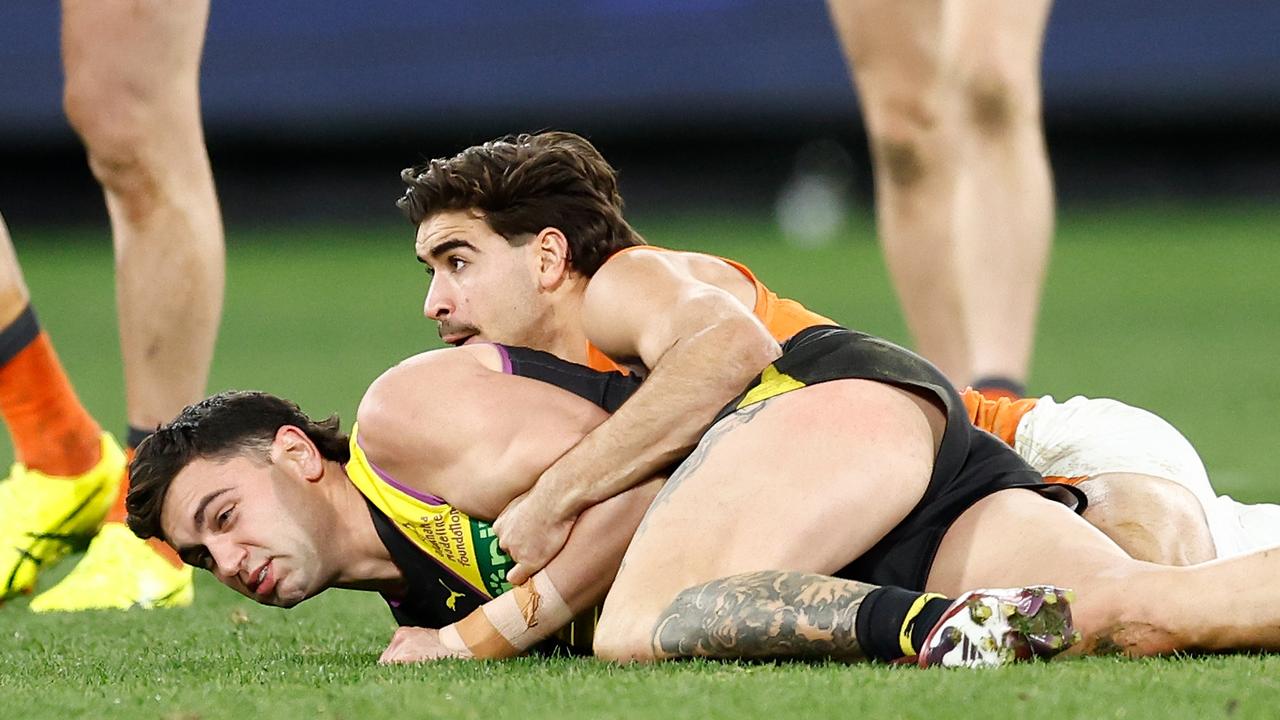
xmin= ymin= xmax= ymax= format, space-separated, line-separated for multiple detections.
xmin=271 ymin=425 xmax=324 ymax=482
xmin=534 ymin=227 xmax=571 ymax=289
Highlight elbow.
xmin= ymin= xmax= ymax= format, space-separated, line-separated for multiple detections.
xmin=716 ymin=314 xmax=781 ymax=377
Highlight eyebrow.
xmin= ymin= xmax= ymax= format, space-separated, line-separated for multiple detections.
xmin=172 ymin=486 xmax=233 ymax=562
xmin=420 ymin=238 xmax=476 ymax=262
xmin=193 ymin=487 xmax=233 ymax=532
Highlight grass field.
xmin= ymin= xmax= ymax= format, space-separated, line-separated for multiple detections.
xmin=2 ymin=203 xmax=1279 ymax=718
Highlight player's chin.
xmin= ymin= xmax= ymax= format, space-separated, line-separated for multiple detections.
xmin=271 ymin=579 xmax=319 ymax=609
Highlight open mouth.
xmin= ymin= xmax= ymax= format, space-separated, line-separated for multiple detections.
xmin=248 ymin=560 xmax=276 ymax=599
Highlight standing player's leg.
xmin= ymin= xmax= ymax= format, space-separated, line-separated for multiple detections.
xmin=827 ymin=0 xmax=1054 ymax=393
xmin=30 ymin=0 xmax=222 ymax=611
xmin=948 ymin=0 xmax=1054 ymax=392
xmin=0 ymin=215 xmax=125 ymax=601
xmin=929 ymin=488 xmax=1280 ymax=656
xmin=827 ymin=0 xmax=970 ymax=384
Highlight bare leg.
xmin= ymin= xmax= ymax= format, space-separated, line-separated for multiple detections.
xmin=62 ymin=0 xmax=224 ymax=432
xmin=828 ymin=0 xmax=969 ymax=382
xmin=950 ymin=0 xmax=1054 ymax=383
xmin=929 ymin=488 xmax=1280 ymax=655
xmin=0 ymin=216 xmax=31 ymax=326
xmin=594 ymin=379 xmax=942 ymax=661
xmin=1078 ymin=473 xmax=1216 ymax=566
xmin=828 ymin=0 xmax=1053 ymax=387
xmin=23 ymin=0 xmax=213 ymax=611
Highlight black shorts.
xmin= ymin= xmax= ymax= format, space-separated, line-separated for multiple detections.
xmin=714 ymin=326 xmax=1087 ymax=591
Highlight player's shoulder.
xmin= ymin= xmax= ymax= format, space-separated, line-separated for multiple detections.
xmin=592 ymin=245 xmax=749 ymax=299
xmin=358 ymin=346 xmax=503 ymax=435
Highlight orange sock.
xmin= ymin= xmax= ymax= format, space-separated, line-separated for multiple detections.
xmin=0 ymin=307 xmax=102 ymax=476
xmin=106 ymin=446 xmax=184 ymax=569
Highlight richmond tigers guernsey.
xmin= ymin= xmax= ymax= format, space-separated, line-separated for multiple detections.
xmin=346 ymin=427 xmax=599 ymax=652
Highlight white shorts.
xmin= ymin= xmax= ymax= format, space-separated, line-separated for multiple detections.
xmin=1013 ymin=395 xmax=1272 ymax=558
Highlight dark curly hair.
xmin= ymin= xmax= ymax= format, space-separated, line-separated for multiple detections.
xmin=398 ymin=131 xmax=644 ymax=276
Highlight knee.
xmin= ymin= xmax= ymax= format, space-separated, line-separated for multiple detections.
xmin=866 ymin=103 xmax=945 ymax=191
xmin=1080 ymin=475 xmax=1216 ymax=566
xmin=593 ymin=606 xmax=657 ymax=664
xmin=960 ymin=66 xmax=1040 ymax=140
xmin=63 ymin=77 xmax=170 ymax=212
xmin=64 ymin=76 xmax=148 ymax=172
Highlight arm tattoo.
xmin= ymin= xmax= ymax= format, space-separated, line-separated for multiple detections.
xmin=632 ymin=399 xmax=771 ymax=542
xmin=651 ymin=571 xmax=873 ymax=662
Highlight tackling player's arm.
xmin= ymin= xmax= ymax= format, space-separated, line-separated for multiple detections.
xmin=496 ymin=248 xmax=780 ymax=583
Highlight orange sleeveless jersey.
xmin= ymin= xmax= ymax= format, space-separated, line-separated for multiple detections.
xmin=583 ymin=246 xmax=836 ymax=373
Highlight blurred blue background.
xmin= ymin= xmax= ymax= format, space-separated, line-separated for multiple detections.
xmin=2 ymin=1 xmax=1277 ymax=224
xmin=5 ymin=1 xmax=1278 ymax=136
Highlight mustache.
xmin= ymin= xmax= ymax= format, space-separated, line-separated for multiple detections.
xmin=437 ymin=321 xmax=480 ymax=339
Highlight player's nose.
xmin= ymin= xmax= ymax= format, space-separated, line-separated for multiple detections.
xmin=424 ymin=281 xmax=453 ymax=320
xmin=208 ymin=538 xmax=246 ymax=586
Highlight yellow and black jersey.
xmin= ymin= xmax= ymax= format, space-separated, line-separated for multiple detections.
xmin=347 ymin=426 xmax=598 ymax=652
xmin=347 ymin=428 xmax=510 ymax=624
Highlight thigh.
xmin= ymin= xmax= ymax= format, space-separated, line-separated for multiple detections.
xmin=827 ymin=0 xmax=947 ymax=120
xmin=62 ymin=0 xmax=211 ymax=94
xmin=926 ymin=486 xmax=1137 ymax=596
xmin=604 ymin=379 xmax=939 ymax=624
xmin=949 ymin=0 xmax=1053 ymax=90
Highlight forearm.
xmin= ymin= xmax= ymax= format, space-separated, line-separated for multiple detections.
xmin=546 ymin=317 xmax=779 ymax=513
xmin=444 ymin=480 xmax=660 ymax=658
xmin=440 ymin=574 xmax=574 ymax=659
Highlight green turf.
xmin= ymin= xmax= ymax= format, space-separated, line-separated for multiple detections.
xmin=2 ymin=204 xmax=1278 ymax=718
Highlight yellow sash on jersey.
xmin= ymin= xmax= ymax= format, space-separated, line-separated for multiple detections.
xmin=345 ymin=423 xmax=513 ymax=599
xmin=738 ymin=364 xmax=806 ymax=408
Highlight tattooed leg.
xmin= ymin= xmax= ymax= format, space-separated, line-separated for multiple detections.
xmin=650 ymin=571 xmax=874 ymax=661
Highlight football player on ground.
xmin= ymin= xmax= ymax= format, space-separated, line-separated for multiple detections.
xmin=394 ymin=131 xmax=1278 ymax=582
xmin=126 ymin=328 xmax=1280 ymax=666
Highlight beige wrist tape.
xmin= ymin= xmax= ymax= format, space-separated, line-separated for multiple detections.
xmin=437 ymin=624 xmax=473 ymax=658
xmin=452 ymin=575 xmax=574 ymax=658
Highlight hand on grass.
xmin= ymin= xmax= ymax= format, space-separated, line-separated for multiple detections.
xmin=379 ymin=626 xmax=472 ymax=663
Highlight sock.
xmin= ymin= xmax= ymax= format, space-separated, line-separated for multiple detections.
xmin=854 ymin=586 xmax=952 ymax=662
xmin=0 ymin=305 xmax=101 ymax=476
xmin=105 ymin=427 xmax=183 ymax=569
xmin=971 ymin=375 xmax=1027 ymax=401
